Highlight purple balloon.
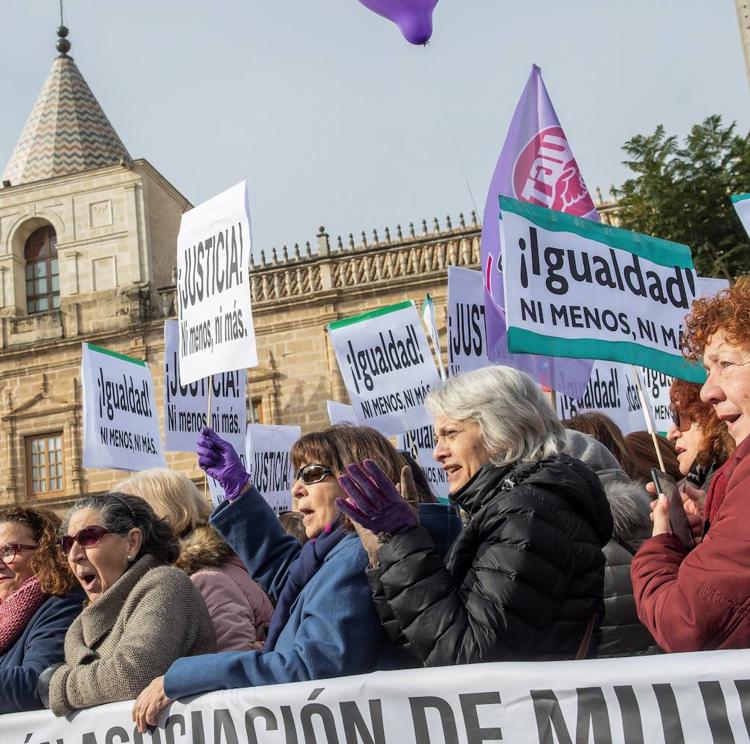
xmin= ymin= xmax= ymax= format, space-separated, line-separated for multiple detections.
xmin=359 ymin=0 xmax=439 ymax=45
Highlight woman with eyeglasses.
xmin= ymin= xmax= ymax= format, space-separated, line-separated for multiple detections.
xmin=667 ymin=379 xmax=733 ymax=492
xmin=41 ymin=492 xmax=215 ymax=717
xmin=133 ymin=424 xmax=421 ymax=732
xmin=0 ymin=507 xmax=84 ymax=713
xmin=115 ymin=468 xmax=274 ymax=652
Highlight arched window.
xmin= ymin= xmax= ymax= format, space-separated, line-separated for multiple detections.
xmin=24 ymin=225 xmax=60 ymax=313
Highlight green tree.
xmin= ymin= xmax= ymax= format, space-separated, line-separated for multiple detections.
xmin=615 ymin=116 xmax=750 ymax=279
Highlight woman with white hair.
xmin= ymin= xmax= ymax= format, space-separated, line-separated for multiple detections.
xmin=338 ymin=365 xmax=613 ymax=665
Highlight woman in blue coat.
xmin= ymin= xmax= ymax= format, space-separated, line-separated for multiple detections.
xmin=0 ymin=507 xmax=84 ymax=713
xmin=134 ymin=425 xmax=418 ymax=731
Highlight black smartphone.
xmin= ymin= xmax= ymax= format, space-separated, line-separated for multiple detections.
xmin=651 ymin=468 xmax=695 ymax=549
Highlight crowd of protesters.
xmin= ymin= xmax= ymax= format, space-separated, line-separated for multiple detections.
xmin=0 ymin=278 xmax=748 ymax=726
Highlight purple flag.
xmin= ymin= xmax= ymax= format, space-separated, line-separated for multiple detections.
xmin=481 ymin=64 xmax=596 ymax=398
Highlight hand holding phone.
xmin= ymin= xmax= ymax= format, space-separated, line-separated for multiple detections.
xmin=651 ymin=468 xmax=695 ymax=549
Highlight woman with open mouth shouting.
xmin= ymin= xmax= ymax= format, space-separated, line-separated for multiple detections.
xmin=41 ymin=492 xmax=215 ymax=716
xmin=133 ymin=424 xmax=424 ymax=733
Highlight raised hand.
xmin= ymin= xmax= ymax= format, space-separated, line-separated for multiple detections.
xmin=196 ymin=426 xmax=250 ymax=501
xmin=336 ymin=460 xmax=418 ymax=535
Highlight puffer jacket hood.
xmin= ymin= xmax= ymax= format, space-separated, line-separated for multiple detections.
xmin=452 ymin=454 xmax=613 ymax=547
xmin=599 ymin=471 xmax=651 ymax=546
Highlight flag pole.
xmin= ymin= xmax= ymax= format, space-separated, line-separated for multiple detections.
xmin=631 ymin=366 xmax=666 ymax=472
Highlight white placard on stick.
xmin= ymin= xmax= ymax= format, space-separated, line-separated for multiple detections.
xmin=164 ymin=320 xmax=247 ymax=452
xmin=326 ymin=400 xmax=356 ymax=425
xmin=500 ymin=196 xmax=704 ymax=382
xmin=246 ymin=424 xmax=301 ymax=514
xmin=328 ymin=301 xmax=441 ymax=434
xmin=177 ymin=181 xmax=257 ymax=386
xmin=732 ymin=193 xmax=750 ymax=240
xmin=447 ymin=266 xmax=489 ymax=376
xmin=82 ymin=343 xmax=165 ymax=470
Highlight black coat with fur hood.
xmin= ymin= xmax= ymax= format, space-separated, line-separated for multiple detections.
xmin=368 ymin=454 xmax=613 ymax=666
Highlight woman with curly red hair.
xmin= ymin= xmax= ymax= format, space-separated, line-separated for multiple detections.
xmin=0 ymin=507 xmax=84 ymax=712
xmin=632 ymin=277 xmax=750 ymax=652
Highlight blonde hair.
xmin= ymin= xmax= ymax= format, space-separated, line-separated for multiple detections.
xmin=115 ymin=468 xmax=210 ymax=537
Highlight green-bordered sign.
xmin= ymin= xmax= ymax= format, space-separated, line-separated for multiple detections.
xmin=499 ymin=196 xmax=705 ymax=383
xmin=82 ymin=342 xmax=165 ymax=470
xmin=328 ymin=301 xmax=441 ymax=434
xmin=731 ymin=193 xmax=750 ymax=241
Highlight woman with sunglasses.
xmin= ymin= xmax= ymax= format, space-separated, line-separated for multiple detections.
xmin=41 ymin=492 xmax=215 ymax=717
xmin=667 ymin=379 xmax=733 ymax=492
xmin=133 ymin=424 xmax=421 ymax=732
xmin=0 ymin=507 xmax=83 ymax=713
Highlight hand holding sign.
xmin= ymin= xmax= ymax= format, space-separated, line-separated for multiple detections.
xmin=337 ymin=460 xmax=418 ymax=535
xmin=197 ymin=427 xmax=250 ymax=501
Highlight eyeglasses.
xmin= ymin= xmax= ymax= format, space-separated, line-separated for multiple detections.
xmin=60 ymin=525 xmax=123 ymax=555
xmin=294 ymin=463 xmax=334 ymax=485
xmin=0 ymin=543 xmax=37 ymax=563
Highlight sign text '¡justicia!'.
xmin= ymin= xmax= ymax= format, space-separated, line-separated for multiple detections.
xmin=345 ymin=325 xmax=425 ymax=395
xmin=518 ymin=227 xmax=697 ymax=310
xmin=96 ymin=369 xmax=153 ymax=422
xmin=178 ymin=222 xmax=246 ymax=312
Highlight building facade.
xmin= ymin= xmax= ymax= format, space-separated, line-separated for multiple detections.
xmin=0 ymin=29 xmax=490 ymax=512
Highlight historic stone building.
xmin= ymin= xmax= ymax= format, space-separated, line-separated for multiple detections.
xmin=0 ymin=28 xmax=621 ymax=513
xmin=0 ymin=28 xmax=488 ymax=512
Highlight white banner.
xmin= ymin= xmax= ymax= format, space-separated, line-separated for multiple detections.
xmin=177 ymin=181 xmax=257 ymax=385
xmin=81 ymin=343 xmax=165 ymax=470
xmin=732 ymin=193 xmax=750 ymax=239
xmin=246 ymin=423 xmax=301 ymax=513
xmin=396 ymin=425 xmax=450 ymax=502
xmin=328 ymin=301 xmax=441 ymax=434
xmin=447 ymin=266 xmax=489 ymax=376
xmin=500 ymin=196 xmax=704 ymax=383
xmin=5 ymin=649 xmax=750 ymax=743
xmin=556 ymin=362 xmax=673 ymax=434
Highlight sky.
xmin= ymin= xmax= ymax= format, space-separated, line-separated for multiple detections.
xmin=0 ymin=1 xmax=748 ymax=255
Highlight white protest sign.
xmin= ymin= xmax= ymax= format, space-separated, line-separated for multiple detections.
xmin=164 ymin=320 xmax=247 ymax=451
xmin=732 ymin=193 xmax=750 ymax=239
xmin=447 ymin=266 xmax=490 ymax=376
xmin=396 ymin=425 xmax=450 ymax=502
xmin=177 ymin=181 xmax=257 ymax=386
xmin=698 ymin=276 xmax=731 ymax=298
xmin=328 ymin=301 xmax=441 ymax=434
xmin=326 ymin=399 xmax=356 ymax=425
xmin=422 ymin=294 xmax=446 ymax=380
xmin=500 ymin=196 xmax=704 ymax=382
xmin=246 ymin=423 xmax=301 ymax=513
xmin=556 ymin=362 xmax=673 ymax=434
xmin=7 ymin=649 xmax=750 ymax=744
xmin=82 ymin=343 xmax=165 ymax=470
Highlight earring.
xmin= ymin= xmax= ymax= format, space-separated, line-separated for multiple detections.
xmin=126 ymin=555 xmax=132 ymax=562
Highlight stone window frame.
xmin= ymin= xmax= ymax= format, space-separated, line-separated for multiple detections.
xmin=25 ymin=431 xmax=65 ymax=497
xmin=24 ymin=225 xmax=60 ymax=314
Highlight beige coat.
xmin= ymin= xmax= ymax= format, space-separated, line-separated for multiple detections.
xmin=49 ymin=553 xmax=215 ymax=716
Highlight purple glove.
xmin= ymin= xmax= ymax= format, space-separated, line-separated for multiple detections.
xmin=196 ymin=426 xmax=250 ymax=501
xmin=336 ymin=459 xmax=418 ymax=535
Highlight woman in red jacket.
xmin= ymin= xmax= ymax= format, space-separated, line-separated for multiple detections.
xmin=632 ymin=277 xmax=750 ymax=652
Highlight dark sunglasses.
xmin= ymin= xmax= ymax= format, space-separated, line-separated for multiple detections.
xmin=294 ymin=463 xmax=334 ymax=485
xmin=60 ymin=525 xmax=124 ymax=555
xmin=0 ymin=543 xmax=37 ymax=563
xmin=669 ymin=407 xmax=682 ymax=429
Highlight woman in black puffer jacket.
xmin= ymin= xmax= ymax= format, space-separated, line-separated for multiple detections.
xmin=338 ymin=365 xmax=614 ymax=666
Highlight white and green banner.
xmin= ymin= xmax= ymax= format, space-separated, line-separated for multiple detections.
xmin=732 ymin=193 xmax=750 ymax=240
xmin=500 ymin=196 xmax=704 ymax=382
xmin=328 ymin=301 xmax=441 ymax=434
xmin=82 ymin=343 xmax=165 ymax=470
